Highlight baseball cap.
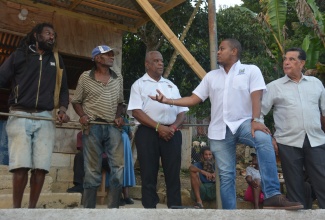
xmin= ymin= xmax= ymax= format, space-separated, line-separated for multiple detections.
xmin=91 ymin=45 xmax=114 ymax=61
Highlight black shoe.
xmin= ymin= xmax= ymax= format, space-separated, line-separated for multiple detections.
xmin=67 ymin=184 xmax=83 ymax=193
xmin=119 ymin=198 xmax=126 ymax=206
xmin=124 ymin=197 xmax=134 ymax=204
xmin=263 ymin=195 xmax=303 ymax=210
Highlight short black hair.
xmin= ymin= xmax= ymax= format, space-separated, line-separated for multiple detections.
xmin=223 ymin=38 xmax=242 ymax=59
xmin=285 ymin=47 xmax=306 ymax=61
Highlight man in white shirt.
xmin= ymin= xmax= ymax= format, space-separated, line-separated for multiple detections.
xmin=261 ymin=47 xmax=325 ymax=209
xmin=127 ymin=51 xmax=188 ymax=208
xmin=149 ymin=39 xmax=303 ymax=210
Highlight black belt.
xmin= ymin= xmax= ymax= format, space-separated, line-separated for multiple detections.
xmin=95 ymin=118 xmax=108 ymax=122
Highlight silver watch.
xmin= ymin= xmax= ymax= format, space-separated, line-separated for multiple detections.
xmin=252 ymin=117 xmax=263 ymax=123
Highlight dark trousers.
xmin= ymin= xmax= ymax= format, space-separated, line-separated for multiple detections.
xmin=135 ymin=125 xmax=182 ymax=208
xmin=73 ymin=151 xmax=84 ymax=185
xmin=73 ymin=151 xmax=110 ymax=186
xmin=278 ymin=135 xmax=325 ymax=209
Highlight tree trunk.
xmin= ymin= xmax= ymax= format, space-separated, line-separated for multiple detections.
xmin=163 ymin=0 xmax=203 ymax=78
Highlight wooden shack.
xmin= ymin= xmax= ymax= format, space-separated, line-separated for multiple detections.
xmin=0 ymin=0 xmax=195 ymax=194
xmin=0 ymin=0 xmax=186 ymax=152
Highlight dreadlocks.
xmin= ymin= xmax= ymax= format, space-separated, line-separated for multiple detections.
xmin=19 ymin=22 xmax=55 ymax=49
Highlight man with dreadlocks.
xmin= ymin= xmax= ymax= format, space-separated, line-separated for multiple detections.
xmin=0 ymin=23 xmax=69 ymax=208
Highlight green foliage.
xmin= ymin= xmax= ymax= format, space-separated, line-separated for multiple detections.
xmin=302 ymin=35 xmax=321 ymax=68
xmin=217 ymin=7 xmax=276 ymax=80
xmin=122 ymin=33 xmax=147 ymax=100
xmin=242 ymin=0 xmax=263 ymax=12
xmin=122 ymin=0 xmax=210 ymax=109
xmin=296 ymin=0 xmax=325 ymax=71
xmin=122 ymin=0 xmax=325 ymax=116
xmin=266 ymin=0 xmax=287 ymax=46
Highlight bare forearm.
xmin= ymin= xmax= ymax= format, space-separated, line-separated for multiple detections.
xmin=251 ymin=90 xmax=263 ymax=118
xmin=115 ymin=103 xmax=123 ymax=119
xmin=132 ymin=109 xmax=157 ymax=129
xmin=72 ymin=103 xmax=86 ymax=117
xmin=189 ymin=165 xmax=202 ymax=173
xmin=169 ymin=94 xmax=201 ymax=107
xmin=172 ymin=112 xmax=186 ymax=128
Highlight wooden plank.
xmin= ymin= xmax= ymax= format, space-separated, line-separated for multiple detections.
xmin=136 ymin=0 xmax=206 ymax=79
xmin=5 ymin=0 xmax=137 ymax=33
xmin=86 ymin=0 xmax=144 ymax=16
xmin=135 ymin=0 xmax=186 ymax=36
xmin=81 ymin=1 xmax=143 ymax=19
xmin=68 ymin=0 xmax=83 ymax=10
xmin=54 ymin=14 xmax=123 ymax=71
xmin=0 ymin=1 xmax=54 ymax=35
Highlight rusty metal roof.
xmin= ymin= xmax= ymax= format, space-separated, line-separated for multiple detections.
xmin=0 ymin=0 xmax=186 ymax=88
xmin=10 ymin=0 xmax=185 ymax=32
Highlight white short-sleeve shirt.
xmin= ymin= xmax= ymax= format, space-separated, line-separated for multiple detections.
xmin=246 ymin=166 xmax=261 ymax=180
xmin=128 ymin=73 xmax=188 ymax=125
xmin=193 ymin=61 xmax=266 ymax=140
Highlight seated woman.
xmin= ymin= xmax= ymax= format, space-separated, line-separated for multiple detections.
xmin=244 ymin=152 xmax=264 ymax=209
xmin=189 ymin=146 xmax=216 ymax=208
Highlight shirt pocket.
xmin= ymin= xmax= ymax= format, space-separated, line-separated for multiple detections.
xmin=232 ymin=74 xmax=249 ymax=90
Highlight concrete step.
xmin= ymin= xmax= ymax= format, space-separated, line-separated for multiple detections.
xmin=127 ymin=185 xmax=254 ymax=209
xmin=1 ymin=208 xmax=324 ymax=220
xmin=0 ymin=193 xmax=81 ymax=209
xmin=0 ymin=165 xmax=8 ymax=175
xmin=0 ymin=174 xmax=53 ymax=194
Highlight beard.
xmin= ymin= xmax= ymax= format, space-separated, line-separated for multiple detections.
xmin=217 ymin=60 xmax=223 ymax=66
xmin=36 ymin=35 xmax=54 ymax=51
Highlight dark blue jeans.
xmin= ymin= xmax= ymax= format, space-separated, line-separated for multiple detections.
xmin=82 ymin=124 xmax=124 ymax=189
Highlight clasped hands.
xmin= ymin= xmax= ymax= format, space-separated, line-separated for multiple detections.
xmin=202 ymin=170 xmax=216 ymax=182
xmin=157 ymin=125 xmax=175 ymax=141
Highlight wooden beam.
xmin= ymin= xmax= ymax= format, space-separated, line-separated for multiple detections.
xmin=0 ymin=28 xmax=25 ymax=37
xmin=86 ymin=0 xmax=144 ymax=16
xmin=135 ymin=0 xmax=185 ymax=30
xmin=68 ymin=0 xmax=83 ymax=10
xmin=81 ymin=1 xmax=143 ymax=19
xmin=136 ymin=0 xmax=206 ymax=79
xmin=148 ymin=0 xmax=168 ymax=7
xmin=6 ymin=0 xmax=137 ymax=33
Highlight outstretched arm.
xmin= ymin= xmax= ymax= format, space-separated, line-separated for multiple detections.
xmin=149 ymin=89 xmax=202 ymax=107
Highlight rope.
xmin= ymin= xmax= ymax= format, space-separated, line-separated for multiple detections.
xmin=0 ymin=112 xmax=121 ymax=125
xmin=0 ymin=112 xmax=209 ymax=127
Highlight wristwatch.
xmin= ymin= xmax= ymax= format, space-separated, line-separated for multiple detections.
xmin=252 ymin=118 xmax=263 ymax=123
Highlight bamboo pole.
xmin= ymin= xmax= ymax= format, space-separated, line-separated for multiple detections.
xmin=0 ymin=112 xmax=114 ymax=125
xmin=208 ymin=0 xmax=222 ymax=209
